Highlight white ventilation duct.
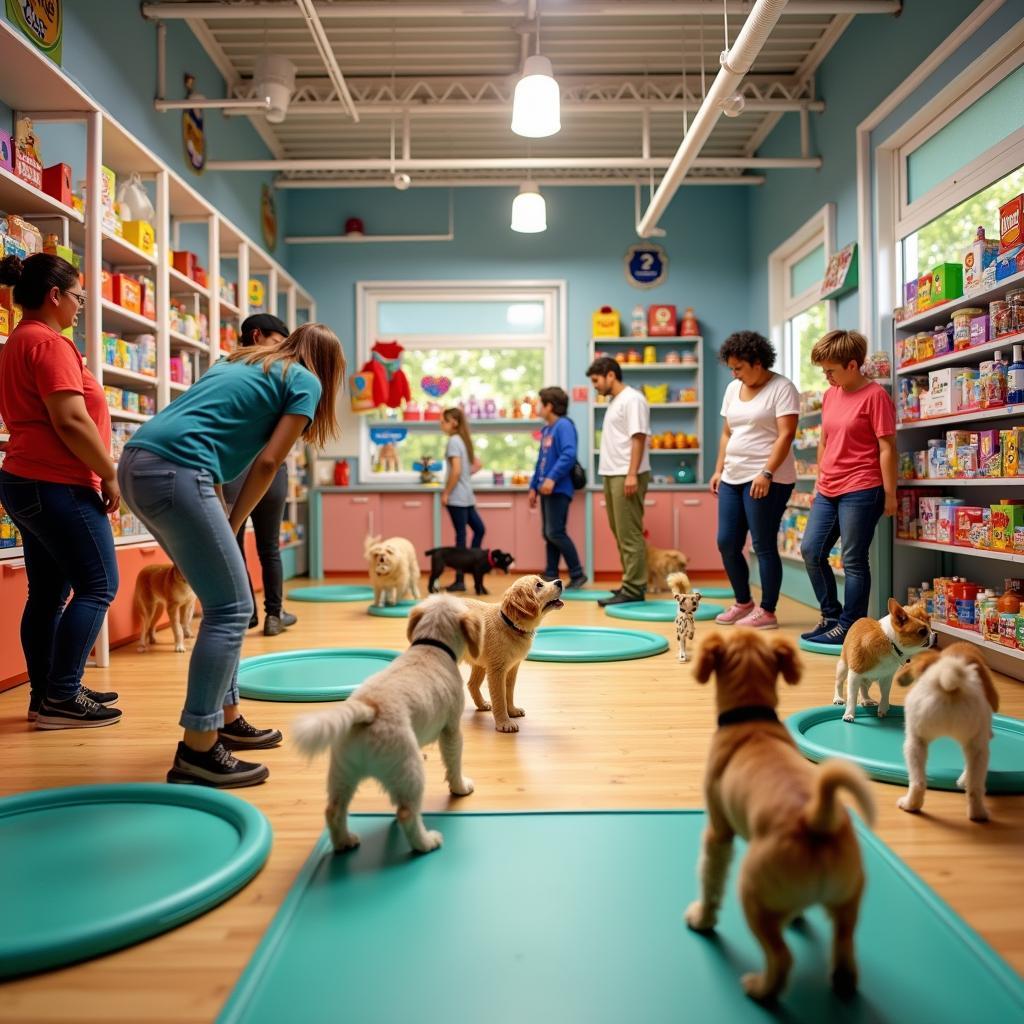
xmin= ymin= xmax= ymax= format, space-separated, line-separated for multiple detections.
xmin=636 ymin=0 xmax=789 ymax=237
xmin=254 ymin=54 xmax=297 ymax=124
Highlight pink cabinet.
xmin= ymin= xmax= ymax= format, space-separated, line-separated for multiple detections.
xmin=673 ymin=491 xmax=722 ymax=572
xmin=441 ymin=496 xmax=516 ymax=554
xmin=322 ymin=493 xmax=380 ymax=572
xmin=378 ymin=493 xmax=434 ymax=569
xmin=592 ymin=490 xmax=673 ymax=574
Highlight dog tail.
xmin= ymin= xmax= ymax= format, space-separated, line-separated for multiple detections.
xmin=804 ymin=759 xmax=876 ymax=833
xmin=932 ymin=656 xmax=972 ymax=694
xmin=667 ymin=571 xmax=691 ymax=595
xmin=425 ymin=547 xmax=438 ymax=556
xmin=291 ymin=700 xmax=377 ymax=757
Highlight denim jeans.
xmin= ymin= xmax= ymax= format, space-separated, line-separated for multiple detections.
xmin=716 ymin=480 xmax=794 ymax=614
xmin=118 ymin=448 xmax=254 ymax=730
xmin=541 ymin=493 xmax=584 ymax=580
xmin=800 ymin=485 xmax=885 ymax=629
xmin=0 ymin=470 xmax=118 ymax=703
xmin=223 ymin=464 xmax=287 ymax=618
xmin=446 ymin=503 xmax=485 ymax=583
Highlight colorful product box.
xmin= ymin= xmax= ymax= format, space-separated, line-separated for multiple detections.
xmin=918 ymin=496 xmax=947 ymax=541
xmin=925 ymin=368 xmax=969 ymax=417
xmin=111 ymin=274 xmax=141 ymax=314
xmin=121 ymin=220 xmax=155 ymax=255
xmin=1001 ymin=428 xmax=1024 ymax=477
xmin=1000 ymin=194 xmax=1023 ymax=252
xmin=916 ymin=272 xmax=933 ymax=311
xmin=139 ymin=277 xmax=156 ymax=321
xmin=990 ymin=503 xmax=1024 ymax=550
xmin=647 ymin=305 xmax=677 ymax=336
xmin=957 ymin=444 xmax=979 ymax=478
xmin=936 ymin=500 xmax=966 ymax=544
xmin=954 ymin=506 xmax=986 ymax=547
xmin=945 ymin=430 xmax=973 ymax=474
xmin=978 ymin=429 xmax=1002 ymax=477
xmin=41 ymin=163 xmax=73 ymax=207
xmin=964 ymin=233 xmax=1000 ymax=294
xmin=0 ymin=129 xmax=12 ymax=172
xmin=592 ymin=306 xmax=619 ymax=337
xmin=930 ymin=263 xmax=963 ymax=305
xmin=995 ymin=246 xmax=1024 ymax=282
xmin=172 ymin=250 xmax=198 ymax=281
xmin=1014 ymin=527 xmax=1024 ymax=553
xmin=969 ymin=315 xmax=989 ymax=347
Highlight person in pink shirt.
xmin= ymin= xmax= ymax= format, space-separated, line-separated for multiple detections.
xmin=799 ymin=330 xmax=896 ymax=647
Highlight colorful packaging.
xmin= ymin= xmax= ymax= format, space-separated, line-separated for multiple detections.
xmin=999 ymin=194 xmax=1023 ymax=252
xmin=647 ymin=305 xmax=677 ymax=336
xmin=999 ymin=612 xmax=1019 ymax=649
xmin=917 ymin=272 xmax=933 ymax=311
xmin=927 ymin=440 xmax=948 ymax=478
xmin=956 ymin=444 xmax=979 ymax=478
xmin=945 ymin=430 xmax=973 ymax=474
xmin=990 ymin=502 xmax=1024 ymax=549
xmin=964 ymin=227 xmax=1001 ymax=294
xmin=1002 ymin=428 xmax=1020 ymax=477
xmin=936 ymin=501 xmax=966 ymax=544
xmin=896 ymin=490 xmax=916 ymax=539
xmin=918 ymin=496 xmax=946 ymax=541
xmin=996 ymin=246 xmax=1024 ymax=282
xmin=978 ymin=428 xmax=1002 ymax=476
xmin=982 ymin=598 xmax=1000 ymax=641
xmin=1016 ymin=616 xmax=1024 ymax=650
xmin=926 ymin=369 xmax=969 ymax=417
xmin=950 ymin=582 xmax=981 ymax=628
xmin=969 ymin=315 xmax=989 ymax=348
xmin=954 ymin=506 xmax=985 ymax=547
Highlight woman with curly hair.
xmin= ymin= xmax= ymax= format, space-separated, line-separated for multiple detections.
xmin=709 ymin=331 xmax=799 ymax=629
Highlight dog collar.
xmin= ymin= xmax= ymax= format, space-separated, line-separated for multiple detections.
xmin=500 ymin=610 xmax=533 ymax=638
xmin=717 ymin=705 xmax=780 ymax=728
xmin=891 ymin=640 xmax=906 ymax=661
xmin=487 ymin=550 xmax=495 ymax=568
xmin=411 ymin=637 xmax=458 ymax=662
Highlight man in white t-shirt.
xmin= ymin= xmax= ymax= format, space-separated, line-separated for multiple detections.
xmin=587 ymin=356 xmax=651 ymax=606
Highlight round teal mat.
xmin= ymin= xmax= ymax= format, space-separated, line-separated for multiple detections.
xmin=697 ymin=586 xmax=734 ymax=599
xmin=799 ymin=637 xmax=843 ymax=656
xmin=560 ymin=589 xmax=615 ymax=602
xmin=526 ymin=626 xmax=668 ymax=662
xmin=238 ymin=648 xmax=399 ymax=701
xmin=0 ymin=784 xmax=270 ymax=979
xmin=604 ymin=600 xmax=724 ymax=623
xmin=367 ymin=600 xmax=418 ymax=618
xmin=288 ymin=585 xmax=375 ymax=603
xmin=787 ymin=705 xmax=1024 ymax=793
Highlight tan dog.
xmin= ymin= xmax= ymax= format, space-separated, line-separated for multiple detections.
xmin=460 ymin=575 xmax=564 ymax=733
xmin=364 ymin=534 xmax=421 ymax=607
xmin=134 ymin=564 xmax=196 ymax=653
xmin=292 ymin=595 xmax=478 ymax=854
xmin=646 ymin=542 xmax=689 ymax=593
xmin=894 ymin=642 xmax=1000 ymax=822
xmin=835 ymin=599 xmax=933 ymax=722
xmin=687 ymin=628 xmax=875 ymax=1003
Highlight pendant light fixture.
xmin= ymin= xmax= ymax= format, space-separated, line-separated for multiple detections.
xmin=510 ymin=182 xmax=547 ymax=233
xmin=511 ymin=4 xmax=560 ymax=138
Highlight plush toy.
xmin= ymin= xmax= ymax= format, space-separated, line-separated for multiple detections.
xmin=375 ymin=442 xmax=401 ymax=474
xmin=413 ymin=457 xmax=443 ymax=486
xmin=359 ymin=340 xmax=411 ymax=409
xmin=349 ymin=371 xmax=377 ymax=413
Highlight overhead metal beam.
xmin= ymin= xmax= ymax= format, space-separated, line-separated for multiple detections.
xmin=274 ymin=174 xmax=767 ymax=188
xmin=294 ymin=0 xmax=359 ymax=122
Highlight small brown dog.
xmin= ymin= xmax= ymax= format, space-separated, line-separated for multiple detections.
xmin=646 ymin=542 xmax=689 ymax=593
xmin=687 ymin=628 xmax=875 ymax=1003
xmin=460 ymin=575 xmax=564 ymax=733
xmin=134 ymin=564 xmax=196 ymax=652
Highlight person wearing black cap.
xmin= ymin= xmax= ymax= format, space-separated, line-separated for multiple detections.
xmin=222 ymin=314 xmax=298 ymax=636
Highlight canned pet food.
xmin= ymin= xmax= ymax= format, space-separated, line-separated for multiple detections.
xmin=1006 ymin=288 xmax=1024 ymax=333
xmin=991 ymin=300 xmax=1012 ymax=337
xmin=952 ymin=307 xmax=983 ymax=348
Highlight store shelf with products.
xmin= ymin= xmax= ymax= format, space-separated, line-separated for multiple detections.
xmin=620 ymin=362 xmax=700 ymax=372
xmin=100 ymin=299 xmax=157 ymax=335
xmin=108 ymin=408 xmax=152 ymax=424
xmin=898 ymin=477 xmax=1024 ymax=487
xmin=0 ymin=165 xmax=84 ymax=224
xmin=930 ymin=620 xmax=1024 ymax=663
xmin=896 ymin=269 xmax=1024 ymax=333
xmin=596 ymin=402 xmax=700 ymax=411
xmin=367 ymin=418 xmax=543 ymax=430
xmin=894 ymin=537 xmax=1024 ymax=563
xmin=100 ymin=365 xmax=158 ymax=388
xmin=895 ymin=331 xmax=1024 ymax=376
xmin=169 ymin=266 xmax=211 ymax=300
xmin=169 ymin=330 xmax=209 ymax=354
xmin=592 ymin=335 xmax=702 ymax=344
xmin=896 ymin=404 xmax=1024 ymax=431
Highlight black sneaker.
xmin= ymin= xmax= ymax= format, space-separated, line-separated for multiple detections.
xmin=263 ymin=615 xmax=283 ymax=637
xmin=36 ymin=691 xmax=123 ymax=730
xmin=81 ymin=684 xmax=119 ymax=706
xmin=598 ymin=591 xmax=645 ymax=607
xmin=801 ymin=618 xmax=838 ymax=641
xmin=166 ymin=741 xmax=269 ymax=788
xmin=815 ymin=624 xmax=849 ymax=647
xmin=280 ymin=610 xmax=297 ymax=628
xmin=219 ymin=715 xmax=282 ymax=750
xmin=248 ymin=613 xmax=259 ymax=629
xmin=27 ymin=692 xmax=42 ymax=723
xmin=567 ymin=575 xmax=589 ymax=590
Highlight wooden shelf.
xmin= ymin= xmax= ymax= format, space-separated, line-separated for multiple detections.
xmin=169 ymin=266 xmax=211 ymax=299
xmin=894 ymin=537 xmax=1024 ymax=563
xmin=100 ymin=300 xmax=157 ymax=334
xmin=897 ymin=403 xmax=1024 ymax=431
xmin=930 ymin=620 xmax=1024 ymax=662
xmin=895 ymin=332 xmax=1024 ymax=377
xmin=100 ymin=365 xmax=158 ymax=387
xmin=896 ymin=270 xmax=1024 ymax=332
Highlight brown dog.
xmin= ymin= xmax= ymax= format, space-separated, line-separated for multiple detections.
xmin=134 ymin=564 xmax=196 ymax=652
xmin=687 ymin=628 xmax=875 ymax=1002
xmin=646 ymin=542 xmax=689 ymax=593
xmin=460 ymin=575 xmax=564 ymax=732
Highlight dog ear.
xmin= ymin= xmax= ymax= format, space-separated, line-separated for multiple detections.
xmin=888 ymin=597 xmax=907 ymax=624
xmin=895 ymin=649 xmax=939 ymax=687
xmin=972 ymin=658 xmax=1001 ymax=713
xmin=459 ymin=612 xmax=482 ymax=661
xmin=769 ymin=634 xmax=802 ymax=684
xmin=364 ymin=534 xmax=381 ymax=558
xmin=693 ymin=632 xmax=724 ymax=683
xmin=906 ymin=600 xmax=928 ymax=623
xmin=406 ymin=606 xmax=425 ymax=643
xmin=504 ymin=580 xmax=540 ymax=622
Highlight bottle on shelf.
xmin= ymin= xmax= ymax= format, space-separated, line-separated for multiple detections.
xmin=1009 ymin=344 xmax=1024 ymax=405
xmin=996 ymin=579 xmax=1021 ymax=616
xmin=631 ymin=305 xmax=646 ymax=338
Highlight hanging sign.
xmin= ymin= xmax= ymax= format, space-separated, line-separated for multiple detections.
xmin=261 ymin=183 xmax=277 ymax=251
xmin=369 ymin=427 xmax=409 ymax=445
xmin=819 ymin=242 xmax=859 ymax=300
xmin=247 ymin=279 xmax=265 ymax=308
xmin=625 ymin=242 xmax=668 ymax=289
xmin=6 ymin=0 xmax=63 ymax=64
xmin=182 ymin=106 xmax=205 ymax=174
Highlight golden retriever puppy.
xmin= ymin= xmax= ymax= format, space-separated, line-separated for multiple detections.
xmin=894 ymin=642 xmax=1000 ymax=822
xmin=460 ymin=575 xmax=564 ymax=733
xmin=646 ymin=542 xmax=689 ymax=593
xmin=292 ymin=595 xmax=478 ymax=854
xmin=134 ymin=563 xmax=196 ymax=653
xmin=687 ymin=628 xmax=875 ymax=1003
xmin=364 ymin=534 xmax=421 ymax=607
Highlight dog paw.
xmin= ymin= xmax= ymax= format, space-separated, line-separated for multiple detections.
xmin=876 ymin=706 xmax=888 ymax=718
xmin=414 ymin=830 xmax=444 ymax=853
xmin=333 ymin=831 xmax=361 ymax=852
xmin=832 ymin=696 xmax=845 ymax=706
xmin=831 ymin=965 xmax=858 ymax=1001
xmin=678 ymin=653 xmax=688 ymax=662
xmin=968 ymin=804 xmax=990 ymax=823
xmin=741 ymin=973 xmax=779 ymax=1003
xmin=495 ymin=718 xmax=519 ymax=733
xmin=509 ymin=706 xmax=526 ymax=718
xmin=175 ymin=643 xmax=186 ymax=653
xmin=684 ymin=901 xmax=716 ymax=932
xmin=450 ymin=777 xmax=474 ymax=797
xmin=137 ymin=644 xmax=148 ymax=652
xmin=956 ymin=771 xmax=967 ymax=790
xmin=842 ymin=712 xmax=855 ymax=723
xmin=861 ymin=697 xmax=879 ymax=707
xmin=897 ymin=796 xmax=922 ymax=813
xmin=473 ymin=701 xmax=491 ymax=712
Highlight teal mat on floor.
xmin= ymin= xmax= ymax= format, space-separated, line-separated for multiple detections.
xmin=604 ymin=600 xmax=724 ymax=622
xmin=799 ymin=637 xmax=843 ymax=656
xmin=788 ymin=705 xmax=1024 ymax=793
xmin=525 ymin=626 xmax=668 ymax=662
xmin=367 ymin=600 xmax=418 ymax=618
xmin=698 ymin=586 xmax=734 ymax=599
xmin=238 ymin=648 xmax=399 ymax=701
xmin=560 ymin=588 xmax=615 ymax=602
xmin=1 ymin=784 xmax=270 ymax=979
xmin=288 ymin=585 xmax=375 ymax=603
xmin=218 ymin=810 xmax=1024 ymax=1024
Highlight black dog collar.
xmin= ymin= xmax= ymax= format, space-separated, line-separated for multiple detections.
xmin=411 ymin=637 xmax=458 ymax=662
xmin=500 ymin=610 xmax=533 ymax=638
xmin=717 ymin=705 xmax=780 ymax=728
xmin=891 ymin=639 xmax=905 ymax=661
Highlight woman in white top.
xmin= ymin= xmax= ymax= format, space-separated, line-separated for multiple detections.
xmin=709 ymin=331 xmax=799 ymax=629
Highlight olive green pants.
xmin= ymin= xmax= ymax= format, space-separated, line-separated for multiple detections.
xmin=602 ymin=472 xmax=650 ymax=597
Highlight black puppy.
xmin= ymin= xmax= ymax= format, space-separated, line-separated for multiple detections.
xmin=425 ymin=547 xmax=515 ymax=595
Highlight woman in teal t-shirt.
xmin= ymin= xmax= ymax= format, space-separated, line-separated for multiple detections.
xmin=119 ymin=324 xmax=345 ymax=788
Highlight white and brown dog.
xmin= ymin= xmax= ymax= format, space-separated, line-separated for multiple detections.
xmin=364 ymin=534 xmax=421 ymax=608
xmin=669 ymin=571 xmax=701 ymax=662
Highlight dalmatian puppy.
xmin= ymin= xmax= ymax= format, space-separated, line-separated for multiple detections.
xmin=674 ymin=590 xmax=703 ymax=662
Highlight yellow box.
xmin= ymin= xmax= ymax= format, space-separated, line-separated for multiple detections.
xmin=0 ymin=306 xmax=9 ymax=335
xmin=121 ymin=220 xmax=155 ymax=255
xmin=592 ymin=305 xmax=620 ymax=338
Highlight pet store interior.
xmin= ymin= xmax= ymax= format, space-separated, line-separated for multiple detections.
xmin=1 ymin=1 xmax=1023 ymax=1020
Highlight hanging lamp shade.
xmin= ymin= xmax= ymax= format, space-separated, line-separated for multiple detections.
xmin=511 ymin=183 xmax=547 ymax=233
xmin=511 ymin=55 xmax=561 ymax=138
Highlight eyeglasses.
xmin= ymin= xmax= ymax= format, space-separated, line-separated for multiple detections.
xmin=65 ymin=290 xmax=86 ymax=308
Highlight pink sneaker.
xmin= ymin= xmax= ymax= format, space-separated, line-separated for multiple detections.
xmin=736 ymin=607 xmax=779 ymax=630
xmin=715 ymin=601 xmax=755 ymax=625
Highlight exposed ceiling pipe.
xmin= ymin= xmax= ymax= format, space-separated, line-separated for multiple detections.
xmin=294 ymin=0 xmax=360 ymax=122
xmin=274 ymin=175 xmax=767 ymax=188
xmin=637 ymin=0 xmax=789 ymax=237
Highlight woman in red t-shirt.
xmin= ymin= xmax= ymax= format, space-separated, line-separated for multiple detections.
xmin=0 ymin=254 xmax=121 ymax=729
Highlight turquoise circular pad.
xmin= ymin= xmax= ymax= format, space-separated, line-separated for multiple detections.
xmin=560 ymin=589 xmax=616 ymax=602
xmin=367 ymin=600 xmax=418 ymax=618
xmin=799 ymin=637 xmax=843 ymax=656
xmin=787 ymin=705 xmax=1024 ymax=793
xmin=238 ymin=648 xmax=399 ymax=701
xmin=696 ymin=586 xmax=734 ymax=599
xmin=604 ymin=600 xmax=724 ymax=622
xmin=526 ymin=626 xmax=668 ymax=662
xmin=288 ymin=585 xmax=375 ymax=603
xmin=0 ymin=784 xmax=270 ymax=979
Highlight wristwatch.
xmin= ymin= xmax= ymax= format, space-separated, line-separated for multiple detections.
xmin=759 ymin=469 xmax=774 ymax=480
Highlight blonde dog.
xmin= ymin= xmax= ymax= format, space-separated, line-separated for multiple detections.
xmin=687 ymin=628 xmax=875 ymax=1002
xmin=835 ymin=599 xmax=933 ymax=722
xmin=668 ymin=571 xmax=701 ymax=661
xmin=461 ymin=575 xmax=564 ymax=733
xmin=134 ymin=563 xmax=196 ymax=653
xmin=894 ymin=641 xmax=1000 ymax=822
xmin=646 ymin=542 xmax=689 ymax=593
xmin=364 ymin=534 xmax=421 ymax=607
xmin=292 ymin=595 xmax=478 ymax=854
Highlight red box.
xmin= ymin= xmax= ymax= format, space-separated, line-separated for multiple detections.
xmin=111 ymin=274 xmax=141 ymax=314
xmin=999 ymin=194 xmax=1023 ymax=252
xmin=100 ymin=270 xmax=114 ymax=302
xmin=954 ymin=506 xmax=986 ymax=548
xmin=41 ymin=163 xmax=73 ymax=207
xmin=194 ymin=266 xmax=208 ymax=288
xmin=139 ymin=277 xmax=156 ymax=321
xmin=647 ymin=304 xmax=677 ymax=336
xmin=172 ymin=251 xmax=198 ymax=279
xmin=13 ymin=149 xmax=42 ymax=190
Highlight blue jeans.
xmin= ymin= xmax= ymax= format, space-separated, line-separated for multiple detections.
xmin=0 ymin=470 xmax=118 ymax=703
xmin=118 ymin=448 xmax=253 ymax=731
xmin=541 ymin=493 xmax=584 ymax=580
xmin=800 ymin=486 xmax=885 ymax=629
xmin=447 ymin=503 xmax=485 ymax=583
xmin=716 ymin=480 xmax=794 ymax=614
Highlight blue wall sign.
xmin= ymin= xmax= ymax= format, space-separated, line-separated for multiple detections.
xmin=625 ymin=243 xmax=668 ymax=289
xmin=369 ymin=427 xmax=409 ymax=445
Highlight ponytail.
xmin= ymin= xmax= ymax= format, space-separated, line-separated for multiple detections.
xmin=0 ymin=253 xmax=78 ymax=310
xmin=442 ymin=407 xmax=475 ymax=465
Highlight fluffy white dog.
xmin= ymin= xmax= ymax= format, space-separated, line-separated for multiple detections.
xmin=292 ymin=595 xmax=478 ymax=854
xmin=894 ymin=641 xmax=1000 ymax=822
xmin=364 ymin=534 xmax=421 ymax=607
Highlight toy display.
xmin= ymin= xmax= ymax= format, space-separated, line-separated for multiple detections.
xmin=358 ymin=340 xmax=411 ymax=409
xmin=413 ymin=456 xmax=443 ymax=485
xmin=592 ymin=305 xmax=620 ymax=337
xmin=369 ymin=427 xmax=407 ymax=474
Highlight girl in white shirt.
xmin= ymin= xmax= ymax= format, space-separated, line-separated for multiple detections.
xmin=709 ymin=331 xmax=799 ymax=629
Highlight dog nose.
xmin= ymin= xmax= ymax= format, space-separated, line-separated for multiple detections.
xmin=553 ymin=578 xmax=563 ymax=590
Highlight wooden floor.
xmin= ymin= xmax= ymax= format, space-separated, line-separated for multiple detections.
xmin=1 ymin=576 xmax=1022 ymax=1022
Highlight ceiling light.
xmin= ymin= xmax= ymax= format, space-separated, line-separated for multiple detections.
xmin=721 ymin=92 xmax=746 ymax=118
xmin=393 ymin=172 xmax=412 ymax=190
xmin=511 ymin=182 xmax=546 ymax=233
xmin=511 ymin=55 xmax=560 ymax=138
xmin=254 ymin=54 xmax=297 ymax=124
